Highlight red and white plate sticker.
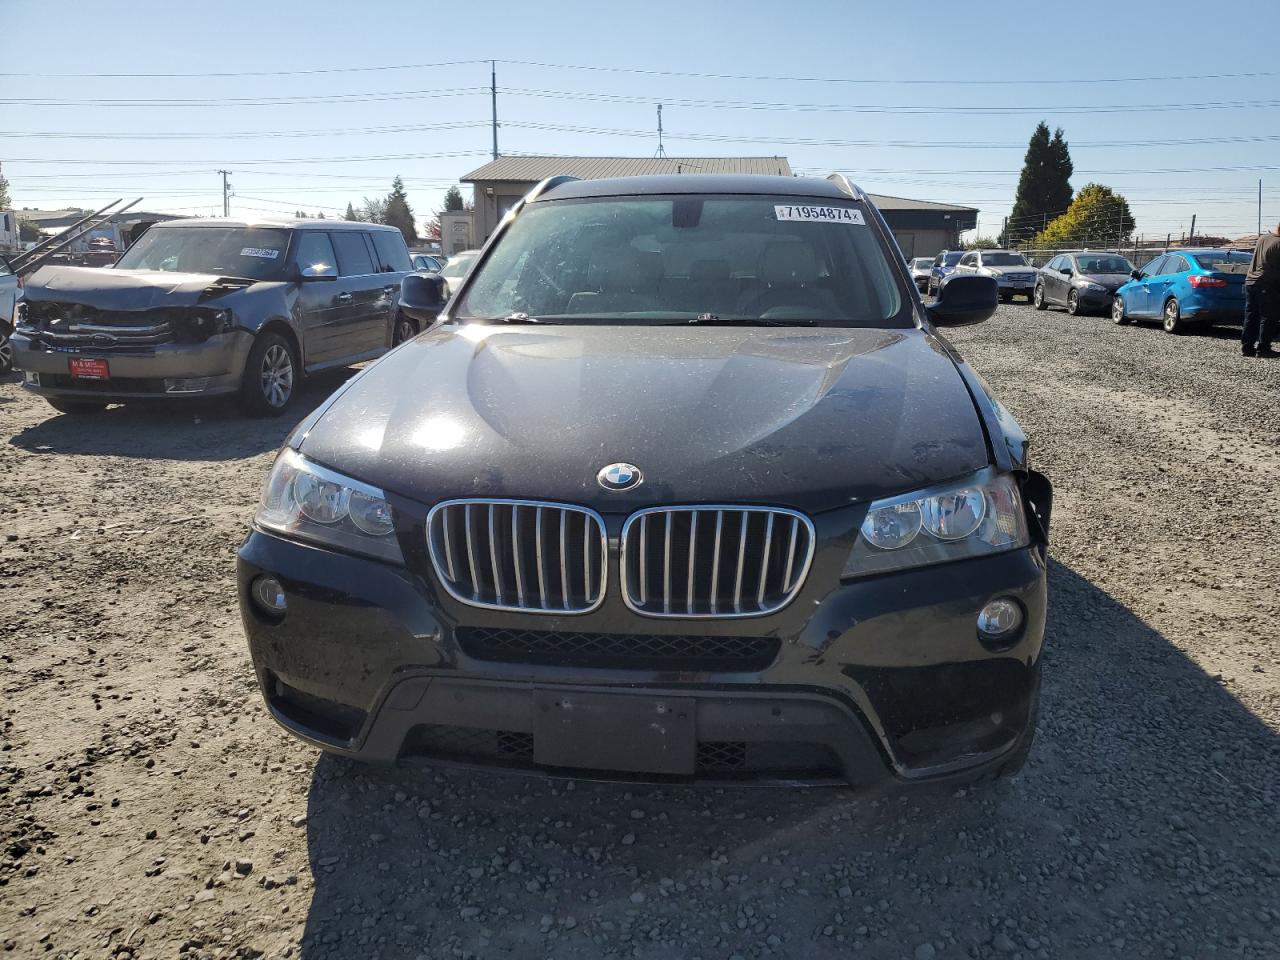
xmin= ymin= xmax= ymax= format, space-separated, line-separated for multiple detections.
xmin=774 ymin=205 xmax=865 ymax=224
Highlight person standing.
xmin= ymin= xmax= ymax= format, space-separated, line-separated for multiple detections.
xmin=1243 ymin=224 xmax=1280 ymax=358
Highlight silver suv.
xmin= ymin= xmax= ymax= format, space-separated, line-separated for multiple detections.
xmin=11 ymin=218 xmax=416 ymax=416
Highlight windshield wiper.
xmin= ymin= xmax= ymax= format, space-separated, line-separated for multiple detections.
xmin=475 ymin=312 xmax=551 ymax=325
xmin=684 ymin=313 xmax=817 ymax=327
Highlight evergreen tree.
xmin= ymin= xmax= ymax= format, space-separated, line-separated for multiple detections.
xmin=382 ymin=175 xmax=418 ymax=246
xmin=1033 ymin=183 xmax=1135 ymax=249
xmin=0 ymin=164 xmax=10 ymax=210
xmin=1005 ymin=122 xmax=1074 ymax=246
xmin=344 ymin=202 xmax=359 ymax=222
xmin=442 ymin=186 xmax=464 ymax=212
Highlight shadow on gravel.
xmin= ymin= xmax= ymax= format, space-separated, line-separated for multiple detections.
xmin=294 ymin=560 xmax=1278 ymax=959
xmin=6 ymin=368 xmax=355 ymax=460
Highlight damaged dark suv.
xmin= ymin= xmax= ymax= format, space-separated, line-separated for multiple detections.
xmin=237 ymin=174 xmax=1052 ymax=788
xmin=11 ymin=218 xmax=416 ymax=416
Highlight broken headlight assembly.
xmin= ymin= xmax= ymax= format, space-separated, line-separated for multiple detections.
xmin=844 ymin=471 xmax=1029 ymax=578
xmin=254 ymin=449 xmax=403 ymax=564
xmin=171 ymin=309 xmax=234 ymax=344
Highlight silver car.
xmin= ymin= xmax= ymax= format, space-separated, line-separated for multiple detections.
xmin=0 ymin=255 xmax=18 ymax=374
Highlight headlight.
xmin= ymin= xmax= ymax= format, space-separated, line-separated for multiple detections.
xmin=1079 ymin=281 xmax=1105 ymax=291
xmin=255 ymin=449 xmax=403 ymax=563
xmin=845 ymin=472 xmax=1029 ymax=578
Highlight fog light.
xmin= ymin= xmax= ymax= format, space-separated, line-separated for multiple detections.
xmin=252 ymin=576 xmax=287 ymax=615
xmin=164 ymin=377 xmax=211 ymax=394
xmin=977 ymin=597 xmax=1023 ymax=641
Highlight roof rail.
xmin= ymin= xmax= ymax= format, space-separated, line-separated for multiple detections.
xmin=525 ymin=175 xmax=580 ymax=203
xmin=826 ymin=173 xmax=869 ymax=202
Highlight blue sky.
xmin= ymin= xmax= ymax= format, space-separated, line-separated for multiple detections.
xmin=4 ymin=0 xmax=1277 ymax=241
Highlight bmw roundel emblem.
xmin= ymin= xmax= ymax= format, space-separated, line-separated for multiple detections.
xmin=597 ymin=462 xmax=642 ymax=491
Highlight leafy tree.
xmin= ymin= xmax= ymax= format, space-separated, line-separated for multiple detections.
xmin=424 ymin=216 xmax=441 ymax=241
xmin=1033 ymin=183 xmax=1135 ymax=249
xmin=442 ymin=186 xmax=465 ymax=212
xmin=18 ymin=218 xmax=40 ymax=241
xmin=358 ymin=197 xmax=387 ymax=223
xmin=382 ymin=176 xmax=418 ymax=245
xmin=0 ymin=166 xmax=10 ymax=210
xmin=1004 ymin=122 xmax=1074 ymax=245
xmin=344 ymin=202 xmax=359 ymax=222
xmin=963 ymin=235 xmax=1002 ymax=251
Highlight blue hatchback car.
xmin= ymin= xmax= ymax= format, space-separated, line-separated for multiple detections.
xmin=1111 ymin=249 xmax=1250 ymax=334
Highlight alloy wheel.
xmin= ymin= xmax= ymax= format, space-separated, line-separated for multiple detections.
xmin=1163 ymin=299 xmax=1182 ymax=334
xmin=0 ymin=335 xmax=13 ymax=374
xmin=260 ymin=343 xmax=294 ymax=408
xmin=394 ymin=317 xmax=416 ymax=347
xmin=1067 ymin=290 xmax=1079 ymax=316
xmin=1112 ymin=297 xmax=1128 ymax=325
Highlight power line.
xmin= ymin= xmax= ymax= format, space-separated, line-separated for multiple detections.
xmin=0 ymin=87 xmax=487 ymax=108
xmin=0 ymin=121 xmax=493 ymax=141
xmin=0 ymin=59 xmax=489 ymax=79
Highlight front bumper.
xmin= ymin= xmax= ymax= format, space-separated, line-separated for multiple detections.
xmin=10 ymin=329 xmax=252 ymax=400
xmin=1075 ymin=287 xmax=1117 ymax=310
xmin=237 ymin=522 xmax=1048 ymax=787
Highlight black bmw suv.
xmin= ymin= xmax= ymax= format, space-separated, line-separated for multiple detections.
xmin=237 ymin=174 xmax=1052 ymax=788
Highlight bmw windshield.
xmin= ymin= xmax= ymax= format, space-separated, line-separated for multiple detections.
xmin=455 ymin=195 xmax=909 ymax=328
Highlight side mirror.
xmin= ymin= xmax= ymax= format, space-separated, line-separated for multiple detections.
xmin=1130 ymin=269 xmax=1142 ymax=280
xmin=926 ymin=274 xmax=998 ymax=327
xmin=299 ymin=262 xmax=338 ymax=281
xmin=1061 ymin=267 xmax=1073 ymax=276
xmin=399 ymin=270 xmax=448 ymax=324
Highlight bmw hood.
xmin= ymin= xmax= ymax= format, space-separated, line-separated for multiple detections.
xmin=295 ymin=324 xmax=991 ymax=514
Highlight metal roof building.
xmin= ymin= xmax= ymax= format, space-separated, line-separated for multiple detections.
xmin=458 ymin=157 xmax=977 ymax=258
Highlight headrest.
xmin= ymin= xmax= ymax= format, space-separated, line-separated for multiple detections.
xmin=760 ymin=242 xmax=820 ymax=285
xmin=689 ymin=259 xmax=731 ymax=283
xmin=589 ymin=248 xmax=664 ymax=291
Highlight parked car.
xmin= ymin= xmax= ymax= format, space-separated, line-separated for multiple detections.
xmin=411 ymin=253 xmax=444 ymax=273
xmin=909 ymin=256 xmax=933 ymax=292
xmin=84 ymin=236 xmax=118 ymax=267
xmin=1034 ymin=252 xmax=1134 ymax=315
xmin=236 ymin=172 xmax=1052 ymax=789
xmin=1111 ymin=249 xmax=1250 ymax=334
xmin=439 ymin=249 xmax=480 ymax=296
xmin=11 ymin=218 xmax=421 ymax=416
xmin=0 ymin=254 xmax=18 ymax=374
xmin=926 ymin=250 xmax=964 ymax=297
xmin=954 ymin=249 xmax=1037 ymax=303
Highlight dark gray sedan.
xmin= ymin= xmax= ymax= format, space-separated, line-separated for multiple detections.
xmin=1034 ymin=252 xmax=1135 ymax=315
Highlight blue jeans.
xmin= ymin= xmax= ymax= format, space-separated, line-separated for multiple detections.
xmin=1243 ymin=284 xmax=1276 ymax=351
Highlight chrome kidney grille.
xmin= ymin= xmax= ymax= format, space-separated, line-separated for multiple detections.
xmin=621 ymin=506 xmax=815 ymax=618
xmin=426 ymin=500 xmax=608 ymax=613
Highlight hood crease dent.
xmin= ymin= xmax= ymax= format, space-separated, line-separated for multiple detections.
xmin=298 ymin=325 xmax=992 ymax=514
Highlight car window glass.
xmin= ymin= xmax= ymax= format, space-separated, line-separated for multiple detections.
xmin=1163 ymin=256 xmax=1187 ymax=275
xmin=1045 ymin=256 xmax=1060 ymax=271
xmin=982 ymin=252 xmax=1027 ymax=266
xmin=456 ymin=195 xmax=906 ymax=328
xmin=1189 ymin=251 xmax=1251 ymax=271
xmin=1141 ymin=256 xmax=1167 ymax=277
xmin=0 ymin=256 xmax=10 ymax=277
xmin=112 ymin=226 xmax=291 ymax=280
xmin=960 ymin=253 xmax=976 ymax=267
xmin=293 ymin=231 xmax=337 ymax=276
xmin=331 ymin=231 xmax=376 ymax=276
xmin=1076 ymin=255 xmax=1132 ymax=273
xmin=371 ymin=231 xmax=412 ymax=272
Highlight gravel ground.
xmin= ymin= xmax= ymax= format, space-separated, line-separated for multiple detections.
xmin=1 ymin=303 xmax=1278 ymax=960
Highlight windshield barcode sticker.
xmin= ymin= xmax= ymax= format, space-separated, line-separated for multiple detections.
xmin=774 ymin=205 xmax=865 ymax=225
xmin=240 ymin=247 xmax=280 ymax=259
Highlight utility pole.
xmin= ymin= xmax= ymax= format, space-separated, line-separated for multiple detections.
xmin=490 ymin=61 xmax=499 ymax=160
xmin=1187 ymin=214 xmax=1196 ymax=247
xmin=1259 ymin=179 xmax=1264 ymax=237
xmin=655 ymin=104 xmax=666 ymax=158
xmin=218 ymin=169 xmax=232 ymax=217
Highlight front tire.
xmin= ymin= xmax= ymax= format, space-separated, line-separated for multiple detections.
xmin=0 ymin=334 xmax=13 ymax=374
xmin=1067 ymin=290 xmax=1080 ymax=316
xmin=46 ymin=398 xmax=108 ymax=415
xmin=1162 ymin=298 xmax=1184 ymax=334
xmin=240 ymin=331 xmax=298 ymax=417
xmin=1111 ymin=295 xmax=1131 ymax=325
xmin=392 ymin=313 xmax=418 ymax=347
xmin=1033 ymin=283 xmax=1048 ymax=311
